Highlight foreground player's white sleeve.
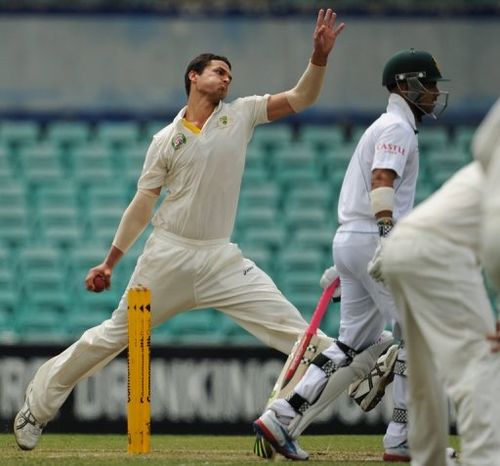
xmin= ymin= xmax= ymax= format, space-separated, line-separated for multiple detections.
xmin=473 ymin=98 xmax=500 ymax=171
xmin=481 ymin=148 xmax=500 ymax=290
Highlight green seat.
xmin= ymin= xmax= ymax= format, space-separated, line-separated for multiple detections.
xmin=86 ymin=184 xmax=129 ymax=211
xmin=236 ymin=205 xmax=278 ymax=230
xmin=37 ymin=182 xmax=79 ymax=210
xmin=300 ymin=125 xmax=345 ymax=151
xmin=0 ymin=146 xmax=14 ymax=178
xmin=0 ymin=206 xmax=30 ymax=245
xmin=454 ymin=126 xmax=476 ymax=153
xmin=252 ymin=124 xmax=294 ymax=152
xmin=291 ymin=227 xmax=335 ymax=252
xmin=86 ymin=205 xmax=124 ymax=245
xmin=116 ymin=143 xmax=148 ymax=182
xmin=0 ymin=184 xmax=26 ymax=209
xmin=239 ymin=244 xmax=273 ymax=274
xmin=287 ymin=183 xmax=333 ymax=210
xmin=95 ymin=121 xmax=141 ymax=147
xmin=241 ymin=165 xmax=269 ymax=185
xmin=218 ymin=314 xmax=260 ymax=344
xmin=418 ymin=127 xmax=450 ymax=154
xmin=241 ymin=225 xmax=288 ymax=251
xmin=66 ymin=309 xmax=111 ymax=338
xmin=36 ymin=205 xmax=82 ymax=246
xmin=284 ymin=206 xmax=328 ymax=232
xmin=144 ymin=120 xmax=168 ymax=141
xmin=320 ymin=300 xmax=341 ymax=335
xmin=0 ymin=120 xmax=39 ymax=146
xmin=46 ymin=121 xmax=90 ymax=146
xmin=15 ymin=309 xmax=68 ymax=343
xmin=0 ymin=269 xmax=18 ymax=313
xmin=279 ymin=248 xmax=324 ymax=276
xmin=239 ymin=182 xmax=280 ymax=209
xmin=165 ymin=310 xmax=217 ymax=339
xmin=18 ymin=143 xmax=65 ymax=185
xmin=72 ymin=143 xmax=115 ymax=185
xmin=321 ymin=144 xmax=354 ymax=176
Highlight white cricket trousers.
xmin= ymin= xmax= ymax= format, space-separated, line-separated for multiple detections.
xmin=28 ymin=228 xmax=318 ymax=423
xmin=383 ymin=228 xmax=500 ymax=466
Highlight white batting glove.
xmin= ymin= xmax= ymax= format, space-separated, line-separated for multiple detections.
xmin=319 ymin=265 xmax=341 ymax=301
xmin=367 ymin=239 xmax=386 ymax=283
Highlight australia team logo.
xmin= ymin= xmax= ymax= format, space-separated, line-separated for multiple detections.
xmin=171 ymin=132 xmax=187 ymax=151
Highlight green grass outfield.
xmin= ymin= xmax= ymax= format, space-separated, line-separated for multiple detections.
xmin=0 ymin=434 xmax=460 ymax=465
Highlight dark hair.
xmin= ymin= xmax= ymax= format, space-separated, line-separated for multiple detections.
xmin=184 ymin=53 xmax=232 ymax=96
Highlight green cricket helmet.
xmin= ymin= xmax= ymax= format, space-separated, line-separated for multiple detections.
xmin=382 ymin=48 xmax=450 ymax=119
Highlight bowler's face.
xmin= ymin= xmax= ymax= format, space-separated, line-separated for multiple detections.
xmin=193 ymin=60 xmax=233 ymax=102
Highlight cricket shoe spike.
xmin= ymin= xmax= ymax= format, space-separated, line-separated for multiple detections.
xmin=348 ymin=344 xmax=399 ymax=411
xmin=14 ymin=383 xmax=45 ymax=450
xmin=253 ymin=433 xmax=275 ymax=459
xmin=253 ymin=410 xmax=309 ymax=461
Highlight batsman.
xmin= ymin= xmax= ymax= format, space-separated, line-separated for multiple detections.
xmin=254 ymin=49 xmax=454 ymax=462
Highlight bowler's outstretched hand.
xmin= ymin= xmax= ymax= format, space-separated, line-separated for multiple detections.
xmin=312 ymin=8 xmax=346 ymax=65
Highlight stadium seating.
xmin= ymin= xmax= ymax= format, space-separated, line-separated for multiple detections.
xmin=0 ymin=119 xmax=481 ymax=343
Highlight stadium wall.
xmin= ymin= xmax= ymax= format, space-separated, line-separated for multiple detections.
xmin=0 ymin=344 xmax=396 ymax=435
xmin=1 ymin=15 xmax=499 ymax=123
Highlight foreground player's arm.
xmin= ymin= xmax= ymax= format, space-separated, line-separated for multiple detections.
xmin=85 ymin=187 xmax=161 ymax=291
xmin=266 ymin=8 xmax=345 ymax=122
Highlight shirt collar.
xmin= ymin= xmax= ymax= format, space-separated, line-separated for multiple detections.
xmin=387 ymin=93 xmax=418 ymax=133
xmin=173 ymin=100 xmax=224 ymax=125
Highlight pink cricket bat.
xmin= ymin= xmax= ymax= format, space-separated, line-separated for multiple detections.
xmin=281 ymin=277 xmax=340 ymax=389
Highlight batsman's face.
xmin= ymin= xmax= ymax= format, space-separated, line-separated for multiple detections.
xmin=418 ymin=81 xmax=439 ymax=113
xmin=191 ymin=60 xmax=232 ymax=103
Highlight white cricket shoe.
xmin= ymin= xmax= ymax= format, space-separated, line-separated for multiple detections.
xmin=14 ymin=384 xmax=45 ymax=450
xmin=253 ymin=409 xmax=309 ymax=461
xmin=446 ymin=447 xmax=460 ymax=465
xmin=383 ymin=441 xmax=411 ymax=462
xmin=348 ymin=344 xmax=399 ymax=411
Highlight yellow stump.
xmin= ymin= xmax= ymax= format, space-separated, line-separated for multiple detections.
xmin=127 ymin=286 xmax=151 ymax=454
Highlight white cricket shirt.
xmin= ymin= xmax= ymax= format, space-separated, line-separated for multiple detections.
xmin=138 ymin=95 xmax=270 ymax=240
xmin=337 ymin=93 xmax=419 ymax=232
xmin=399 ymin=162 xmax=484 ymax=256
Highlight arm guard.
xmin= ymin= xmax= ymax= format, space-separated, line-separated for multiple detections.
xmin=285 ymin=62 xmax=326 ymax=112
xmin=112 ymin=189 xmax=158 ymax=253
